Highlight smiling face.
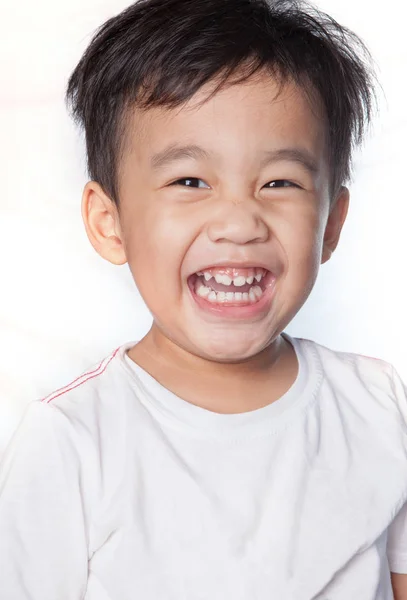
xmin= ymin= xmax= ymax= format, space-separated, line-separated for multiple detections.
xmin=83 ymin=72 xmax=349 ymax=363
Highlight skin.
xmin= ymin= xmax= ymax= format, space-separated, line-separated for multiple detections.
xmin=81 ymin=70 xmax=407 ymax=593
xmin=82 ymin=71 xmax=349 ymax=413
xmin=391 ymin=573 xmax=407 ymax=599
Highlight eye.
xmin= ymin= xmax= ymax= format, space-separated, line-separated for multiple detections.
xmin=265 ymin=180 xmax=299 ymax=189
xmin=168 ymin=178 xmax=300 ymax=190
xmin=169 ymin=177 xmax=210 ymax=189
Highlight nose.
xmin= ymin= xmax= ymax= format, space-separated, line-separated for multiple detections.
xmin=207 ymin=201 xmax=269 ymax=245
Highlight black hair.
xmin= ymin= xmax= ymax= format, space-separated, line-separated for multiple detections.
xmin=65 ymin=0 xmax=377 ymax=209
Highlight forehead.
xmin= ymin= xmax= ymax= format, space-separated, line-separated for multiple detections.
xmin=123 ymin=72 xmax=328 ymax=168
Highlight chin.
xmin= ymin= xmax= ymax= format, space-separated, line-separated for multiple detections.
xmin=191 ymin=331 xmax=274 ymax=363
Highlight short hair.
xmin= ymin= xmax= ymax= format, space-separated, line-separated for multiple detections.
xmin=65 ymin=0 xmax=377 ymax=208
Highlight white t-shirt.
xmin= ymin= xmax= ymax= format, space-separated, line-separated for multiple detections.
xmin=1 ymin=334 xmax=407 ymax=600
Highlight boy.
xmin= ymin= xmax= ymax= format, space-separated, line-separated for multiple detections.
xmin=1 ymin=0 xmax=406 ymax=598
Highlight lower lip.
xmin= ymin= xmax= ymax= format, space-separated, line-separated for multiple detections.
xmin=187 ymin=272 xmax=276 ymax=320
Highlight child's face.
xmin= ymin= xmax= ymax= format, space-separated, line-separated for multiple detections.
xmin=86 ymin=72 xmax=348 ymax=362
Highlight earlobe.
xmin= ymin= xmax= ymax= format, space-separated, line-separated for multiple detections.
xmin=321 ymin=247 xmax=333 ymax=263
xmin=321 ymin=186 xmax=350 ymax=265
xmin=81 ymin=181 xmax=128 ymax=266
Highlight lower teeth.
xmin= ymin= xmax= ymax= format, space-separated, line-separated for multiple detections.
xmin=195 ymin=282 xmax=263 ymax=304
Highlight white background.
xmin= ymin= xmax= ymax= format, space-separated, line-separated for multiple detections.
xmin=0 ymin=0 xmax=405 ymax=455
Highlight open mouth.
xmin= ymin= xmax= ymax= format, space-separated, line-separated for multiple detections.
xmin=187 ymin=267 xmax=275 ymax=307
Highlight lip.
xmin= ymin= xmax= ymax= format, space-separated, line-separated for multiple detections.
xmin=187 ymin=270 xmax=276 ymax=320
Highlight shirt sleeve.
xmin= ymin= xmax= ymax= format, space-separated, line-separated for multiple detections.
xmin=388 ymin=501 xmax=407 ymax=573
xmin=386 ymin=365 xmax=407 ymax=574
xmin=0 ymin=400 xmax=89 ymax=599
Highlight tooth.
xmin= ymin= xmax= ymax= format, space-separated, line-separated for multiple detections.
xmin=255 ymin=273 xmax=262 ymax=282
xmin=234 ymin=292 xmax=243 ymax=301
xmin=226 ymin=292 xmax=235 ymax=301
xmin=234 ymin=276 xmax=246 ymax=287
xmin=217 ymin=291 xmax=226 ymax=302
xmin=249 ymin=288 xmax=256 ymax=303
xmin=242 ymin=292 xmax=249 ymax=302
xmin=246 ymin=275 xmax=254 ymax=285
xmin=253 ymin=285 xmax=263 ymax=299
xmin=197 ymin=271 xmax=203 ymax=276
xmin=208 ymin=291 xmax=217 ymax=302
xmin=204 ymin=272 xmax=212 ymax=282
xmin=214 ymin=274 xmax=232 ymax=286
xmin=197 ymin=284 xmax=210 ymax=298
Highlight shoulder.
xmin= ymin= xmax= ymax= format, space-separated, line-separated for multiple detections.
xmin=30 ymin=342 xmax=138 ymax=460
xmin=15 ymin=341 xmax=125 ymax=432
xmin=290 ymin=335 xmax=407 ymax=429
xmin=293 ymin=334 xmax=397 ymax=389
xmin=293 ymin=335 xmax=392 ymax=375
xmin=2 ymin=342 xmax=138 ymax=512
xmin=40 ymin=343 xmax=128 ymax=417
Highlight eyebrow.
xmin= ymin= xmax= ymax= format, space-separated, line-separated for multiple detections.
xmin=150 ymin=144 xmax=319 ymax=176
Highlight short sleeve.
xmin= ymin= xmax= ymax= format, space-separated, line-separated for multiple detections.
xmin=386 ymin=365 xmax=407 ymax=573
xmin=390 ymin=364 xmax=407 ymax=430
xmin=387 ymin=501 xmax=407 ymax=573
xmin=0 ymin=400 xmax=88 ymax=599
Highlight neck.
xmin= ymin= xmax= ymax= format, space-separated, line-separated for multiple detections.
xmin=127 ymin=324 xmax=298 ymax=414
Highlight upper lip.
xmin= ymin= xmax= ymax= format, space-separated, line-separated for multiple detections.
xmin=189 ymin=260 xmax=273 ymax=276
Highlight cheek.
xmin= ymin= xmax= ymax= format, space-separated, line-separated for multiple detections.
xmin=281 ymin=208 xmax=326 ymax=278
xmin=123 ymin=205 xmax=193 ymax=292
xmin=284 ymin=200 xmax=324 ymax=247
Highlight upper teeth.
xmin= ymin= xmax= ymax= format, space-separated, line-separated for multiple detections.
xmin=197 ymin=270 xmax=265 ymax=286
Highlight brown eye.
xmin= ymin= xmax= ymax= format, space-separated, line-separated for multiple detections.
xmin=266 ymin=180 xmax=298 ymax=188
xmin=170 ymin=178 xmax=210 ymax=189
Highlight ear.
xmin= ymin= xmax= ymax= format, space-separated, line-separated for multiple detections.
xmin=321 ymin=186 xmax=350 ymax=264
xmin=81 ymin=181 xmax=128 ymax=266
